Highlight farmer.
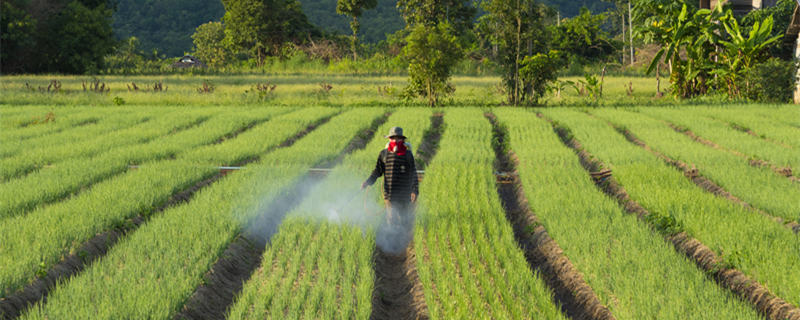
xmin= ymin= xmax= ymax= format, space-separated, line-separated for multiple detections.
xmin=361 ymin=126 xmax=419 ymax=253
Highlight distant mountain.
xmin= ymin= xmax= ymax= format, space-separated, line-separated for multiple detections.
xmin=111 ymin=0 xmax=612 ymax=56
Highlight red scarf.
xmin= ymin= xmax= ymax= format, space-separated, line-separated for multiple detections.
xmin=388 ymin=141 xmax=407 ymax=156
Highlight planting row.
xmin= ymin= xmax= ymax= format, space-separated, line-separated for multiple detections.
xmin=542 ymin=109 xmax=800 ymax=312
xmin=640 ymin=108 xmax=800 ymax=181
xmin=0 ymin=107 xmax=339 ymax=299
xmin=0 ymin=108 xmax=214 ymax=181
xmin=597 ymin=109 xmax=800 ymax=224
xmin=414 ymin=108 xmax=565 ymax=319
xmin=228 ymin=108 xmax=432 ymax=318
xmin=495 ymin=109 xmax=759 ymax=319
xmin=17 ymin=108 xmax=387 ymax=318
xmin=0 ymin=108 xmax=290 ymax=219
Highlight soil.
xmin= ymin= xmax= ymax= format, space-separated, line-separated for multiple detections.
xmin=175 ymin=111 xmax=390 ymax=319
xmin=545 ymin=113 xmax=800 ymax=320
xmin=486 ymin=114 xmax=615 ymax=320
xmin=369 ymin=245 xmax=429 ymax=320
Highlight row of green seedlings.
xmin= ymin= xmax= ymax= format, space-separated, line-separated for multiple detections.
xmin=542 ymin=109 xmax=800 ymax=317
xmin=0 ymin=108 xmax=134 ymax=155
xmin=675 ymin=106 xmax=800 ymax=150
xmin=594 ymin=109 xmax=800 ymax=226
xmin=0 ymin=109 xmax=211 ymax=182
xmin=0 ymin=108 xmax=290 ymax=220
xmin=644 ymin=107 xmax=800 ymax=177
xmin=495 ymin=108 xmax=760 ymax=319
xmin=226 ymin=108 xmax=432 ymax=319
xmin=0 ymin=107 xmax=338 ymax=301
xmin=15 ymin=108 xmax=387 ymax=319
xmin=413 ymin=108 xmax=566 ymax=319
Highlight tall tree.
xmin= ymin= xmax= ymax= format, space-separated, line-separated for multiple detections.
xmin=192 ymin=21 xmax=231 ymax=68
xmin=396 ymin=0 xmax=474 ymax=105
xmin=1 ymin=0 xmax=115 ymax=74
xmin=549 ymin=7 xmax=617 ymax=64
xmin=222 ymin=0 xmax=317 ymax=65
xmin=479 ymin=0 xmax=549 ymax=104
xmin=1 ymin=0 xmax=37 ymax=73
xmin=336 ymin=0 xmax=377 ymax=60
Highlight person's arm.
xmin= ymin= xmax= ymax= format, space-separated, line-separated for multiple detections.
xmin=362 ymin=151 xmax=385 ymax=189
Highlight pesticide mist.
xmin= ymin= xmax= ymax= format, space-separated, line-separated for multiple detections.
xmin=238 ymin=165 xmax=417 ymax=254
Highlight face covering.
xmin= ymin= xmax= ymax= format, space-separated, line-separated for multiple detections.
xmin=388 ymin=140 xmax=407 ymax=156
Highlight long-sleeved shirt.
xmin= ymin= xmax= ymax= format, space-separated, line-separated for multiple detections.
xmin=364 ymin=149 xmax=419 ymax=201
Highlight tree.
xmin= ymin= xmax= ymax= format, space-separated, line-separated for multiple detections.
xmin=336 ymin=0 xmax=377 ymax=60
xmin=397 ymin=0 xmax=475 ymax=35
xmin=396 ymin=0 xmax=474 ymax=106
xmin=222 ymin=0 xmax=317 ymax=65
xmin=717 ymin=12 xmax=782 ymax=97
xmin=519 ymin=50 xmax=566 ymax=104
xmin=1 ymin=0 xmax=37 ymax=73
xmin=479 ymin=0 xmax=550 ymax=105
xmin=192 ymin=21 xmax=231 ymax=68
xmin=402 ymin=22 xmax=463 ymax=106
xmin=549 ymin=7 xmax=617 ymax=64
xmin=1 ymin=0 xmax=115 ymax=74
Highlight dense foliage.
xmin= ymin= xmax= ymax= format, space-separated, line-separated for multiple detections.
xmin=1 ymin=0 xmax=115 ymax=74
xmin=111 ymin=0 xmax=225 ymax=58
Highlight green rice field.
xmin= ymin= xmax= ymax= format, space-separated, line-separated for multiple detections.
xmin=0 ymin=75 xmax=798 ymax=320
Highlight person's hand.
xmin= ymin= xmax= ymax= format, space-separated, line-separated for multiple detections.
xmin=361 ymin=181 xmax=369 ymax=190
xmin=410 ymin=193 xmax=417 ymax=203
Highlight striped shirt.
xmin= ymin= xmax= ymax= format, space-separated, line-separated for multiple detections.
xmin=365 ymin=149 xmax=419 ymax=201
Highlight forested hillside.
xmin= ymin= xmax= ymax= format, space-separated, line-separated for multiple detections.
xmin=111 ymin=0 xmax=612 ymax=57
xmin=112 ymin=0 xmax=225 ymax=57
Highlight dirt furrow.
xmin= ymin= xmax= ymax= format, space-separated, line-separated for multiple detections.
xmin=486 ymin=114 xmax=614 ymax=320
xmin=0 ymin=114 xmax=337 ymax=320
xmin=369 ymin=113 xmax=441 ymax=320
xmin=174 ymin=112 xmax=391 ymax=320
xmin=664 ymin=120 xmax=799 ymax=183
xmin=606 ymin=120 xmax=800 ymax=234
xmin=721 ymin=120 xmax=794 ymax=149
xmin=544 ymin=114 xmax=800 ymax=320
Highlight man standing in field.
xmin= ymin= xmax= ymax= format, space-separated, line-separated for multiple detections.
xmin=362 ymin=127 xmax=419 ymax=253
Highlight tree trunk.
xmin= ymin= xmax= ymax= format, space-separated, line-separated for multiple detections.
xmin=351 ymin=16 xmax=359 ymax=61
xmin=515 ymin=10 xmax=521 ymax=105
xmin=621 ymin=11 xmax=626 ymax=65
xmin=629 ymin=0 xmax=634 ymax=65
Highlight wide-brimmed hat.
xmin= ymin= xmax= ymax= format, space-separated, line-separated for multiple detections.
xmin=385 ymin=126 xmax=407 ymax=139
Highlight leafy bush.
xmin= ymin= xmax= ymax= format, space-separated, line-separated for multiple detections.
xmin=743 ymin=58 xmax=797 ymax=103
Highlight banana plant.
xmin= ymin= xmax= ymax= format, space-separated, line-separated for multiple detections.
xmin=715 ymin=11 xmax=783 ymax=97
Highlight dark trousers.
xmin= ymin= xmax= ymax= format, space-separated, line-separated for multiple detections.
xmin=377 ymin=198 xmax=415 ymax=254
